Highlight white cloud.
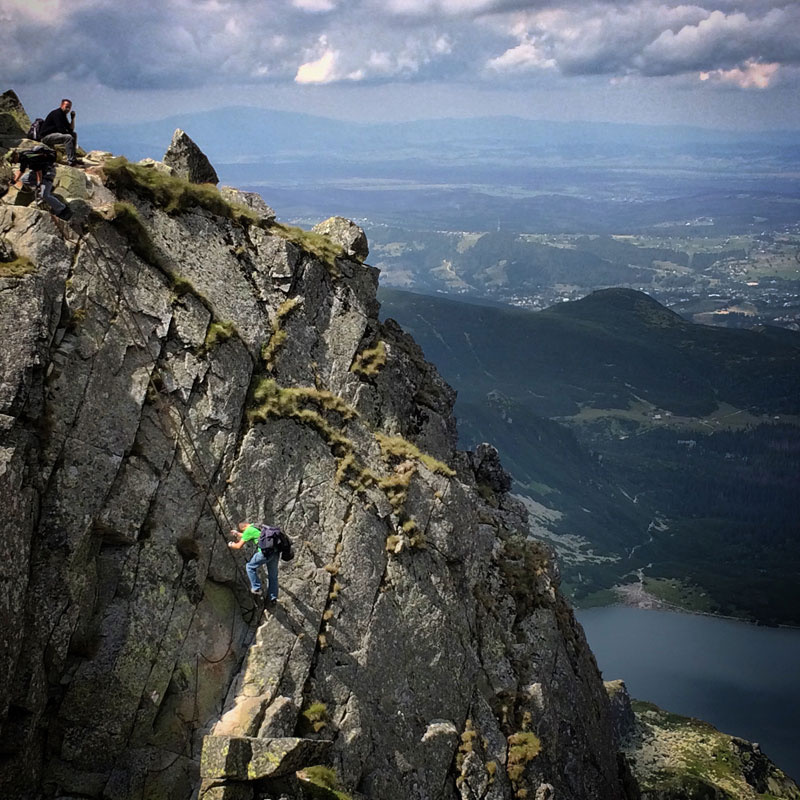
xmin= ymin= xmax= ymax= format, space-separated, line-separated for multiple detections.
xmin=296 ymin=43 xmax=341 ymax=84
xmin=0 ymin=0 xmax=70 ymax=24
xmin=487 ymin=36 xmax=555 ymax=71
xmin=1 ymin=0 xmax=799 ymax=97
xmin=481 ymin=2 xmax=800 ymax=84
xmin=292 ymin=0 xmax=337 ymax=11
xmin=434 ymin=35 xmax=453 ymax=54
xmin=700 ymin=59 xmax=779 ymax=88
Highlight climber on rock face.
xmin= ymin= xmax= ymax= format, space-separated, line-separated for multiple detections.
xmin=228 ymin=521 xmax=281 ymax=603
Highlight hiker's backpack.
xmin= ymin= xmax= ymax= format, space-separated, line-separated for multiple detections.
xmin=257 ymin=524 xmax=294 ymax=561
xmin=20 ymin=146 xmax=56 ymax=172
xmin=279 ymin=531 xmax=294 ymax=562
xmin=257 ymin=524 xmax=282 ymax=555
xmin=27 ymin=118 xmax=44 ymax=141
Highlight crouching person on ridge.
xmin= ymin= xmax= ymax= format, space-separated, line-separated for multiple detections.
xmin=13 ymin=145 xmax=71 ymax=219
xmin=228 ymin=521 xmax=281 ymax=603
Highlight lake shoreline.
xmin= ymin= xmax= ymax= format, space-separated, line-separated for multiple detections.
xmin=577 ymin=605 xmax=800 ymax=780
xmin=576 ymin=574 xmax=800 ymax=630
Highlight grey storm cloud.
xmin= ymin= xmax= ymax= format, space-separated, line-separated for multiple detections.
xmin=1 ymin=0 xmax=798 ymax=90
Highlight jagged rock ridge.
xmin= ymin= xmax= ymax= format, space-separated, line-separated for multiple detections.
xmin=1 ymin=90 xmax=797 ymax=800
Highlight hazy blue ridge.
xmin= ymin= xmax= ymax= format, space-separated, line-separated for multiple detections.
xmin=81 ymin=106 xmax=800 ymax=165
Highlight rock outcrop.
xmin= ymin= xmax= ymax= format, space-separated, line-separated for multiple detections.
xmin=0 ymin=89 xmax=30 ymax=141
xmin=164 ymin=127 xmax=220 ymax=184
xmin=1 ymin=91 xmax=797 ymax=800
xmin=618 ymin=698 xmax=800 ymax=800
xmin=312 ymin=216 xmax=369 ymax=262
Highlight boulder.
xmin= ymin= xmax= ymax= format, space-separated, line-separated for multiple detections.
xmin=200 ymin=736 xmax=332 ymax=781
xmin=137 ymin=157 xmax=175 ymax=175
xmin=83 ymin=150 xmax=114 ymax=166
xmin=311 ymin=216 xmax=369 ymax=262
xmin=163 ymin=128 xmax=219 ymax=184
xmin=53 ymin=165 xmax=92 ymax=200
xmin=219 ymin=186 xmax=275 ymax=223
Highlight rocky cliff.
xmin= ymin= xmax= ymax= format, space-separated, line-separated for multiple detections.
xmin=1 ymin=89 xmax=797 ymax=800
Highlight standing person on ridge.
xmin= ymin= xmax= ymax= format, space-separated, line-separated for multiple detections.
xmin=39 ymin=99 xmax=80 ymax=167
xmin=228 ymin=521 xmax=280 ymax=603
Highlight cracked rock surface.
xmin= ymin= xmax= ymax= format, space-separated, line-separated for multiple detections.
xmin=0 ymin=115 xmax=621 ymax=800
xmin=5 ymin=93 xmax=790 ymax=800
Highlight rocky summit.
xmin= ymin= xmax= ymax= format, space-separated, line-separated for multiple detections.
xmin=1 ymin=89 xmax=797 ymax=800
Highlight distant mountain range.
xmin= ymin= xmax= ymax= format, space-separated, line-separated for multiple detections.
xmin=83 ymin=106 xmax=800 ymax=168
xmin=379 ymin=287 xmax=800 ymax=624
xmin=81 ymin=107 xmax=800 ymax=237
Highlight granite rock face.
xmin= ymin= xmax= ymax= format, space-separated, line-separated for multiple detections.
xmin=2 ymin=91 xmax=794 ymax=800
xmin=164 ymin=127 xmax=220 ymax=184
xmin=0 ymin=101 xmax=623 ymax=800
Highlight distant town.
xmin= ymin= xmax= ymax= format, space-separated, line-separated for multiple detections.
xmin=368 ymin=222 xmax=800 ymax=332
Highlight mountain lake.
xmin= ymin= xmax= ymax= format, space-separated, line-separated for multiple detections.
xmin=577 ymin=606 xmax=800 ymax=781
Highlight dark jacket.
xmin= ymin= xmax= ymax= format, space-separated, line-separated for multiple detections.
xmin=40 ymin=108 xmax=72 ymax=138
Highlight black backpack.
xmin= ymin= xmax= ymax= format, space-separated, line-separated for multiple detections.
xmin=27 ymin=118 xmax=44 ymax=141
xmin=279 ymin=531 xmax=294 ymax=562
xmin=257 ymin=524 xmax=294 ymax=561
xmin=20 ymin=146 xmax=56 ymax=172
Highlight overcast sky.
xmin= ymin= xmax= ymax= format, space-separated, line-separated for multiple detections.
xmin=3 ymin=0 xmax=799 ymax=129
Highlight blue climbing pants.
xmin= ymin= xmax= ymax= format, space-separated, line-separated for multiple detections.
xmin=246 ymin=549 xmax=279 ymax=599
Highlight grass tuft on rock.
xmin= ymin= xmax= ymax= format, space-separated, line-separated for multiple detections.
xmin=271 ymin=222 xmax=344 ymax=277
xmin=296 ymin=765 xmax=352 ymax=800
xmin=104 ymin=159 xmax=349 ymax=279
xmin=0 ymin=255 xmax=36 ymax=278
xmin=335 ymin=452 xmax=376 ymax=493
xmin=374 ymin=432 xmax=456 ymax=477
xmin=248 ymin=378 xmax=358 ymax=477
xmin=202 ymin=320 xmax=237 ymax=352
xmin=250 ymin=378 xmax=358 ymax=425
xmin=351 ymin=340 xmax=387 ymax=377
xmin=507 ymin=731 xmax=541 ymax=786
xmin=300 ymin=702 xmax=328 ymax=734
xmin=261 ymin=296 xmax=302 ymax=371
xmin=456 ymin=720 xmax=478 ymax=772
xmin=104 ymin=157 xmax=260 ymax=225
